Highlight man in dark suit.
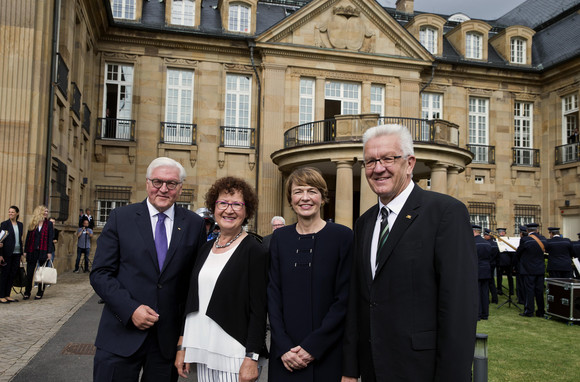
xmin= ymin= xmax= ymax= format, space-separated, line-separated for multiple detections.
xmin=545 ymin=227 xmax=574 ymax=278
xmin=516 ymin=223 xmax=546 ymax=317
xmin=342 ymin=124 xmax=478 ymax=382
xmin=261 ymin=215 xmax=285 ymax=249
xmin=475 ymin=226 xmax=492 ymax=319
xmin=90 ymin=157 xmax=206 ymax=381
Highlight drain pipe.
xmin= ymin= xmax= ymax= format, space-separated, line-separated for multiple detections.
xmin=248 ymin=40 xmax=262 ymax=231
xmin=44 ymin=0 xmax=61 ymax=205
xmin=419 ymin=62 xmax=437 ymax=94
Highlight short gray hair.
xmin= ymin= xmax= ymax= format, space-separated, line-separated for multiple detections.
xmin=146 ymin=157 xmax=186 ymax=182
xmin=362 ymin=124 xmax=414 ymax=158
xmin=271 ymin=216 xmax=285 ymax=225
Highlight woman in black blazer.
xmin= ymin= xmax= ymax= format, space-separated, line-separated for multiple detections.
xmin=23 ymin=205 xmax=54 ymax=300
xmin=0 ymin=206 xmax=24 ymax=303
xmin=175 ymin=177 xmax=268 ymax=382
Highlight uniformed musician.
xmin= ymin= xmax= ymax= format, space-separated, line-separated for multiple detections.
xmin=473 ymin=225 xmax=492 ymax=320
xmin=545 ymin=227 xmax=574 ymax=278
xmin=516 ymin=223 xmax=546 ymax=317
xmin=484 ymin=228 xmax=499 ymax=303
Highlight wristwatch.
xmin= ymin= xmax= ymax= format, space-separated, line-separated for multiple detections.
xmin=245 ymin=352 xmax=259 ymax=361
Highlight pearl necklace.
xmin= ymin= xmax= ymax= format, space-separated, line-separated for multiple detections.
xmin=215 ymin=230 xmax=243 ymax=248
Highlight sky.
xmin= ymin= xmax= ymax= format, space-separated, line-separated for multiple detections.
xmin=377 ymin=0 xmax=528 ymax=20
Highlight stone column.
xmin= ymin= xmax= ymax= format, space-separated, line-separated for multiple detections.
xmin=447 ymin=166 xmax=460 ymax=198
xmin=430 ymin=163 xmax=449 ymax=194
xmin=359 ymin=162 xmax=376 ymax=214
xmin=334 ymin=160 xmax=354 ymax=228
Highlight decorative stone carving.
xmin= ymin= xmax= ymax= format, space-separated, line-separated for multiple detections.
xmin=317 ymin=5 xmax=375 ymax=52
xmin=163 ymin=57 xmax=198 ymax=67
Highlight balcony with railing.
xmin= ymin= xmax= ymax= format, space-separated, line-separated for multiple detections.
xmin=56 ymin=53 xmax=68 ymax=99
xmin=82 ymin=104 xmax=91 ymax=135
xmin=555 ymin=142 xmax=580 ymax=165
xmin=96 ymin=118 xmax=135 ymax=141
xmin=512 ymin=147 xmax=540 ymax=167
xmin=71 ymin=82 xmax=81 ymax=118
xmin=467 ymin=144 xmax=496 ymax=164
xmin=220 ymin=126 xmax=255 ymax=148
xmin=161 ymin=122 xmax=197 ymax=145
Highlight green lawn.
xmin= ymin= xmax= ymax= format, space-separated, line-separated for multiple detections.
xmin=477 ymin=285 xmax=580 ymax=382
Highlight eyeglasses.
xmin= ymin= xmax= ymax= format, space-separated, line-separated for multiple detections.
xmin=364 ymin=156 xmax=403 ymax=169
xmin=148 ymin=178 xmax=182 ymax=190
xmin=215 ymin=200 xmax=245 ymax=211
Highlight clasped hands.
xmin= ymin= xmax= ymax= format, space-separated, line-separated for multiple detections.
xmin=281 ymin=345 xmax=314 ymax=372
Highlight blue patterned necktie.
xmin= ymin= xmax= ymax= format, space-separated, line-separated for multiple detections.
xmin=155 ymin=213 xmax=167 ymax=270
xmin=376 ymin=207 xmax=390 ymax=265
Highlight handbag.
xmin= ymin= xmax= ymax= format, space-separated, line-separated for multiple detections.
xmin=13 ymin=262 xmax=27 ymax=288
xmin=34 ymin=259 xmax=57 ymax=285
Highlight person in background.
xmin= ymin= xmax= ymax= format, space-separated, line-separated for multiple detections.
xmin=496 ymin=228 xmax=515 ymax=296
xmin=545 ymin=227 xmax=574 ymax=278
xmin=176 ymin=176 xmax=268 ymax=382
xmin=80 ymin=208 xmax=95 ymax=229
xmin=90 ymin=157 xmax=206 ymax=382
xmin=78 ymin=209 xmax=84 ymax=227
xmin=74 ymin=217 xmax=93 ymax=273
xmin=342 ymin=124 xmax=478 ymax=381
xmin=516 ymin=223 xmax=546 ymax=317
xmin=49 ymin=217 xmax=59 ymax=263
xmin=484 ymin=228 xmax=499 ymax=304
xmin=23 ymin=205 xmax=54 ymax=300
xmin=261 ymin=215 xmax=286 ymax=249
xmin=474 ymin=225 xmax=492 ymax=320
xmin=268 ymin=168 xmax=353 ymax=381
xmin=0 ymin=206 xmax=24 ymax=303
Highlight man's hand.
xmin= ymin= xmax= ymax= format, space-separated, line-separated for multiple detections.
xmin=131 ymin=305 xmax=159 ymax=330
xmin=341 ymin=377 xmax=358 ymax=382
xmin=281 ymin=346 xmax=308 ymax=371
xmin=239 ymin=357 xmax=259 ymax=382
xmin=293 ymin=345 xmax=314 ymax=364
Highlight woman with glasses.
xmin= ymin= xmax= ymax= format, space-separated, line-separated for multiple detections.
xmin=175 ymin=176 xmax=268 ymax=382
xmin=267 ymin=167 xmax=353 ymax=381
xmin=0 ymin=206 xmax=24 ymax=303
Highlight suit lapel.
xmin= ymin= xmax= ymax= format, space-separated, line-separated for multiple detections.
xmin=375 ymin=185 xmax=422 ymax=276
xmin=362 ymin=205 xmax=379 ymax=290
xmin=134 ymin=201 xmax=159 ymax=273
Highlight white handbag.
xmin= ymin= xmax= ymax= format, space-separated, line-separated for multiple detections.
xmin=34 ymin=259 xmax=58 ymax=285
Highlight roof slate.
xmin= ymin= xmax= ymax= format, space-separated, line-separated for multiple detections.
xmin=495 ymin=0 xmax=580 ymax=29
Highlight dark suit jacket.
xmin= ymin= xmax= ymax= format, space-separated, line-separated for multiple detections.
xmin=343 ymin=184 xmax=478 ymax=381
xmin=545 ymin=236 xmax=574 ymax=271
xmin=90 ymin=200 xmax=205 ymax=359
xmin=476 ymin=235 xmax=492 ymax=280
xmin=183 ymin=235 xmax=269 ymax=356
xmin=0 ymin=220 xmax=24 ymax=256
xmin=516 ymin=233 xmax=547 ymax=275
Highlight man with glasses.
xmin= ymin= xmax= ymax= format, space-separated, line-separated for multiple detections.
xmin=261 ymin=215 xmax=285 ymax=249
xmin=90 ymin=157 xmax=206 ymax=382
xmin=342 ymin=124 xmax=478 ymax=381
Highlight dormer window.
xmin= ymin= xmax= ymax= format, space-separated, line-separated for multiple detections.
xmin=420 ymin=26 xmax=438 ymax=55
xmin=111 ymin=0 xmax=136 ymax=20
xmin=229 ymin=3 xmax=250 ymax=33
xmin=510 ymin=37 xmax=526 ymax=64
xmin=466 ymin=32 xmax=482 ymax=59
xmin=171 ymin=0 xmax=195 ymax=27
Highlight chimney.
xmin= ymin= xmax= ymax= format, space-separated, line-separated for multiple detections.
xmin=396 ymin=0 xmax=414 ymax=14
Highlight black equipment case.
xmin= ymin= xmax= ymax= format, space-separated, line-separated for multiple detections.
xmin=546 ymin=278 xmax=580 ymax=323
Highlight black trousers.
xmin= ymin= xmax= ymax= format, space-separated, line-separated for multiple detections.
xmin=522 ymin=274 xmax=544 ymax=316
xmin=497 ymin=265 xmax=514 ymax=295
xmin=93 ymin=327 xmax=178 ymax=382
xmin=0 ymin=254 xmax=20 ymax=298
xmin=24 ymin=251 xmax=47 ymax=297
xmin=478 ymin=279 xmax=490 ymax=319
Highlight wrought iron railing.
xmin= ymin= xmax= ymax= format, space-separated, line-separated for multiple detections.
xmin=467 ymin=144 xmax=496 ymax=164
xmin=377 ymin=117 xmax=435 ymax=142
xmin=82 ymin=103 xmax=91 ymax=134
xmin=555 ymin=142 xmax=580 ymax=165
xmin=56 ymin=53 xmax=68 ymax=99
xmin=284 ymin=119 xmax=336 ymax=148
xmin=219 ymin=126 xmax=255 ymax=148
xmin=161 ymin=122 xmax=197 ymax=145
xmin=512 ymin=147 xmax=540 ymax=167
xmin=71 ymin=82 xmax=81 ymax=118
xmin=96 ymin=118 xmax=135 ymax=141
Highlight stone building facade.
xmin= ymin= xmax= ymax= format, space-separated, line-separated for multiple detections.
xmin=1 ymin=0 xmax=579 ymax=270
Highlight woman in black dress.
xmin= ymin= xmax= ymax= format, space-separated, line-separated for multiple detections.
xmin=267 ymin=167 xmax=353 ymax=381
xmin=0 ymin=206 xmax=24 ymax=303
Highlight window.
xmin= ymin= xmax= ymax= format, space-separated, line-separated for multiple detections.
xmin=468 ymin=202 xmax=496 ymax=232
xmin=561 ymin=93 xmax=579 ymax=162
xmin=325 ymin=81 xmax=360 ymax=115
xmin=165 ymin=69 xmax=194 ymax=144
xmin=474 ymin=176 xmax=484 ymax=184
xmin=176 ymin=188 xmax=194 ymax=210
xmin=95 ymin=186 xmax=131 ymax=226
xmin=466 ymin=32 xmax=482 ymax=59
xmin=224 ymin=74 xmax=252 ymax=147
xmin=111 ymin=0 xmax=136 ymax=20
xmin=171 ymin=0 xmax=195 ymax=27
xmin=420 ymin=26 xmax=437 ymax=55
xmin=299 ymin=78 xmax=315 ymax=140
xmin=514 ymin=204 xmax=541 ymax=234
xmin=229 ymin=3 xmax=250 ymax=33
xmin=104 ymin=63 xmax=134 ymax=139
xmin=370 ymin=85 xmax=385 ymax=115
xmin=510 ymin=37 xmax=526 ymax=64
xmin=468 ymin=97 xmax=489 ymax=162
xmin=513 ymin=102 xmax=533 ymax=166
xmin=421 ymin=93 xmax=442 ymax=141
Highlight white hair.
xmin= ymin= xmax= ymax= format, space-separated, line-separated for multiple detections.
xmin=271 ymin=216 xmax=285 ymax=225
xmin=362 ymin=124 xmax=415 ymax=158
xmin=146 ymin=157 xmax=186 ymax=182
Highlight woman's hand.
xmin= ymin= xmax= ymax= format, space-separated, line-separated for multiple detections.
xmin=239 ymin=357 xmax=259 ymax=382
xmin=174 ymin=347 xmax=190 ymax=378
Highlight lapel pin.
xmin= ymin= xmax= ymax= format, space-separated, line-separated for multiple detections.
xmin=178 ymin=227 xmax=181 ymax=231
xmin=406 ymin=215 xmax=411 ymax=219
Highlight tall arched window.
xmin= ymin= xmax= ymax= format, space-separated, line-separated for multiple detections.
xmin=510 ymin=37 xmax=526 ymax=64
xmin=466 ymin=32 xmax=482 ymax=59
xmin=229 ymin=3 xmax=250 ymax=33
xmin=420 ymin=26 xmax=438 ymax=55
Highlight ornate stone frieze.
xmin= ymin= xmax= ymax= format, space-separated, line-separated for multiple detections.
xmin=556 ymin=82 xmax=579 ymax=96
xmin=102 ymin=52 xmax=139 ymax=61
xmin=467 ymin=87 xmax=493 ymax=96
xmin=224 ymin=63 xmax=254 ymax=72
xmin=162 ymin=57 xmax=198 ymax=67
xmin=316 ymin=5 xmax=375 ymax=53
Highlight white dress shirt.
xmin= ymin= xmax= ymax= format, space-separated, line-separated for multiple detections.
xmin=146 ymin=199 xmax=174 ymax=248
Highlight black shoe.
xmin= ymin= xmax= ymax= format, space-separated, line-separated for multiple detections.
xmin=23 ymin=294 xmax=30 ymax=300
xmin=492 ymin=299 xmax=499 ymax=304
xmin=497 ymin=292 xmax=504 ymax=295
xmin=519 ymin=313 xmax=533 ymax=317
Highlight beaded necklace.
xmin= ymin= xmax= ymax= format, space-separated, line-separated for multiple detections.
xmin=214 ymin=230 xmax=243 ymax=248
